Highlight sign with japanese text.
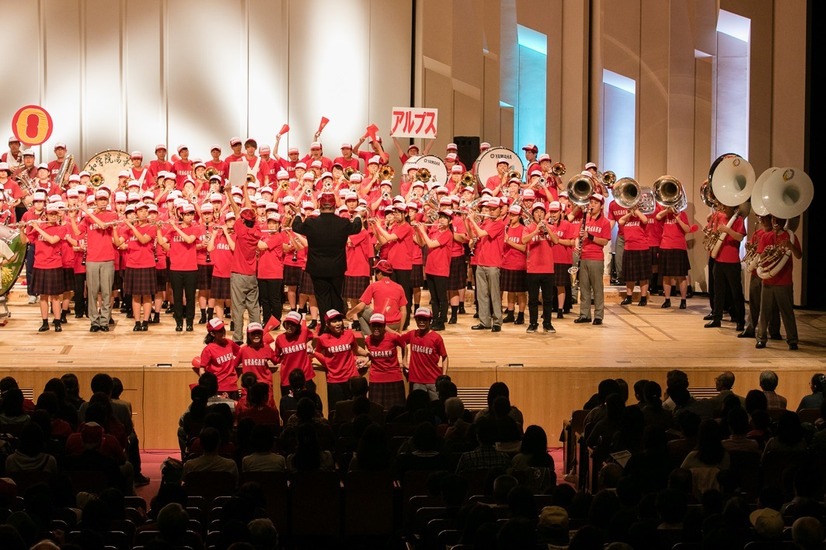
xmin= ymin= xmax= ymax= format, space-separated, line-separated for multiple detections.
xmin=390 ymin=107 xmax=438 ymax=139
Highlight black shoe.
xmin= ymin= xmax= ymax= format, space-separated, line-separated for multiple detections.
xmin=432 ymin=322 xmax=445 ymax=331
xmin=186 ymin=323 xmax=194 ymax=332
xmin=165 ymin=306 xmax=175 ymax=314
xmin=161 ymin=300 xmax=169 ymax=309
xmin=54 ymin=320 xmax=62 ymax=332
xmin=491 ymin=325 xmax=501 ymax=332
xmin=686 ymin=288 xmax=695 ymax=299
xmin=704 ymin=320 xmax=722 ymax=328
xmin=737 ymin=330 xmax=755 ymax=338
xmin=736 ymin=323 xmax=745 ymax=332
xmin=770 ymin=333 xmax=783 ymax=341
xmin=620 ymin=297 xmax=633 ymax=306
xmin=679 ymin=300 xmax=687 ymax=309
xmin=557 ymin=311 xmax=564 ymax=319
xmin=133 ymin=322 xmax=142 ymax=332
xmin=151 ymin=312 xmax=160 ymax=324
xmin=75 ymin=311 xmax=84 ymax=319
xmin=90 ymin=325 xmax=100 ymax=333
xmin=198 ymin=312 xmax=207 ymax=324
xmin=458 ymin=304 xmax=466 ymax=314
xmin=307 ymin=320 xmax=317 ymax=330
xmin=125 ymin=310 xmax=133 ymax=318
xmin=230 ymin=321 xmax=235 ymax=332
xmin=473 ymin=312 xmax=479 ymax=319
xmin=514 ymin=313 xmax=525 ymax=325
xmin=141 ymin=321 xmax=149 ymax=331
xmin=60 ymin=312 xmax=68 ymax=324
xmin=100 ymin=325 xmax=109 ymax=332
xmin=755 ymin=341 xmax=766 ymax=349
xmin=543 ymin=323 xmax=556 ymax=333
xmin=573 ymin=317 xmax=591 ymax=324
xmin=134 ymin=474 xmax=151 ymax=487
xmin=661 ymin=299 xmax=671 ymax=309
xmin=703 ymin=313 xmax=714 ymax=321
xmin=592 ymin=319 xmax=603 ymax=326
xmin=175 ymin=324 xmax=183 ymax=332
xmin=448 ymin=315 xmax=458 ymax=325
xmin=788 ymin=343 xmax=799 ymax=350
xmin=526 ymin=324 xmax=538 ymax=333
xmin=471 ymin=324 xmax=490 ymax=330
xmin=638 ymin=298 xmax=647 ymax=307
xmin=113 ymin=298 xmax=121 ymax=309
xmin=108 ymin=317 xmax=115 ymax=325
xmin=502 ymin=311 xmax=515 ymax=323
xmin=39 ymin=321 xmax=50 ymax=332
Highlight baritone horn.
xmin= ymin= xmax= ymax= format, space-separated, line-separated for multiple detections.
xmin=653 ymin=175 xmax=686 ymax=211
xmin=612 ymin=177 xmax=641 ymax=209
xmin=343 ymin=167 xmax=356 ymax=181
xmin=55 ymin=155 xmax=75 ymax=188
xmin=601 ymin=170 xmax=617 ymax=189
xmin=204 ymin=167 xmax=218 ymax=180
xmin=551 ymin=162 xmax=566 ymax=177
xmin=566 ymin=173 xmax=596 ymax=207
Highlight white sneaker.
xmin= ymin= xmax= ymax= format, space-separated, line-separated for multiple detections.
xmin=28 ymin=295 xmax=37 ymax=304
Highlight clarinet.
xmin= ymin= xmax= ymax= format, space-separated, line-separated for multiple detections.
xmin=568 ymin=214 xmax=588 ymax=277
xmin=204 ymin=222 xmax=211 ymax=263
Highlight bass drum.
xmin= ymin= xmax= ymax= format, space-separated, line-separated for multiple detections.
xmin=83 ymin=150 xmax=133 ymax=191
xmin=413 ymin=155 xmax=448 ymax=186
xmin=0 ymin=225 xmax=26 ymax=298
xmin=475 ymin=147 xmax=524 ymax=188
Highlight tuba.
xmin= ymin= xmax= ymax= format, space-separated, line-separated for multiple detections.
xmin=705 ymin=154 xmax=755 ymax=257
xmin=55 ymin=155 xmax=75 ymax=188
xmin=699 ymin=179 xmax=719 ymax=209
xmin=653 ymin=175 xmax=686 ymax=211
xmin=612 ymin=177 xmax=641 ymax=210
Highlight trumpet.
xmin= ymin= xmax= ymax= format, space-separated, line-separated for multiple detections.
xmin=551 ymin=162 xmax=566 ymax=177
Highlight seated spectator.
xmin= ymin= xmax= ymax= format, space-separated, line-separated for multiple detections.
xmin=759 ymin=370 xmax=787 ymax=410
xmin=667 ymin=410 xmax=701 ymax=465
xmin=703 ymin=371 xmax=745 ymax=418
xmin=662 ymin=369 xmax=690 ymax=411
xmin=42 ymin=377 xmax=79 ymax=430
xmin=392 ymin=421 xmax=452 ymax=479
xmin=387 ymin=389 xmax=436 ymax=425
xmin=4 ymin=422 xmax=57 ymax=475
xmin=280 ymin=397 xmax=334 ymax=454
xmin=235 ymin=372 xmax=259 ymax=411
xmin=199 ymin=371 xmax=238 ymax=413
xmin=186 ymin=408 xmax=237 ymax=459
xmin=624 ymin=426 xmax=671 ymax=494
xmin=747 ymin=408 xmax=773 ymax=449
xmin=0 ymin=377 xmax=36 ymax=414
xmin=155 ymin=502 xmax=203 ymax=550
xmin=241 ymin=425 xmax=285 ymax=472
xmin=680 ymin=419 xmax=730 ymax=498
xmin=236 ymin=383 xmax=280 ymax=428
xmin=65 ymin=403 xmax=126 ymax=465
xmin=455 ymin=417 xmax=510 ymax=475
xmin=792 ymin=516 xmax=825 ymax=550
xmin=0 ymin=388 xmax=30 ymax=425
xmin=474 ymin=382 xmax=524 ymax=432
xmin=641 ymin=381 xmax=673 ymax=433
xmin=78 ymin=374 xmax=133 ymax=437
xmin=60 ymin=373 xmax=85 ymax=410
xmin=509 ymin=425 xmax=555 ymax=493
xmin=797 ymin=374 xmax=825 ymax=412
xmin=498 ymin=516 xmax=537 ymax=547
xmin=286 ymin=423 xmax=334 ymax=473
xmin=632 ymin=379 xmax=649 ymax=408
xmin=348 ymin=423 xmax=392 ymax=472
xmin=537 ymin=505 xmax=569 ymax=548
xmin=34 ymin=391 xmax=73 ymax=441
xmin=334 ymin=376 xmax=384 ymax=425
xmin=763 ymin=410 xmax=807 ymax=457
xmin=722 ymin=407 xmax=760 ymax=453
xmin=182 ymin=426 xmax=239 ymax=483
xmin=744 ymin=389 xmax=769 ymax=418
xmin=490 ymin=396 xmax=522 ymax=453
xmin=582 ymin=379 xmax=622 ymax=440
xmin=587 ymin=393 xmax=624 ymax=462
xmin=443 ymin=397 xmax=474 ymax=452
xmin=279 ymin=369 xmax=323 ymax=425
xmin=248 ymin=518 xmax=278 ymax=550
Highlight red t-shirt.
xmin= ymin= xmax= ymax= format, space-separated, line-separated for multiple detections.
xmin=79 ymin=211 xmax=118 ymax=262
xmin=622 ymin=216 xmax=649 ymax=251
xmin=474 ymin=220 xmax=504 ymax=267
xmin=450 ymin=216 xmax=466 ymax=257
xmin=274 ymin=326 xmax=315 ymax=386
xmin=387 ymin=223 xmax=414 ymax=270
xmin=501 ymin=224 xmax=527 ymax=271
xmin=200 ymin=340 xmax=241 ymax=392
xmin=345 ymin=230 xmax=372 ymax=277
xmin=424 ymin=228 xmax=453 ymax=277
xmin=33 ymin=224 xmax=69 ymax=269
xmin=607 ymin=201 xmax=630 ymax=236
xmin=758 ymin=230 xmax=798 ymax=286
xmin=235 ymin=344 xmax=278 ymax=388
xmin=658 ymin=207 xmax=689 ymax=250
xmin=647 ymin=218 xmax=663 ymax=248
xmin=746 ymin=228 xmax=766 ymax=273
xmin=149 ymin=159 xmax=174 ymax=180
xmin=400 ymin=329 xmax=447 ymax=384
xmin=359 ymin=278 xmax=408 ymax=325
xmin=550 ymin=219 xmax=576 ymax=264
xmin=210 ymin=232 xmax=233 ymax=278
xmin=172 ymin=160 xmax=194 ymax=189
xmin=206 ymin=159 xmax=228 ymax=179
xmin=713 ymin=211 xmax=745 ymax=264
xmin=525 ymin=224 xmax=555 ymax=274
xmin=165 ymin=224 xmax=203 ymax=271
xmin=580 ymin=215 xmax=611 ymax=260
xmin=366 ymin=332 xmax=404 ymax=383
xmin=231 ymin=221 xmax=261 ymax=276
xmin=315 ymin=330 xmax=359 ymax=384
xmin=258 ymin=232 xmax=286 ymax=279
xmin=122 ymin=223 xmax=158 ymax=268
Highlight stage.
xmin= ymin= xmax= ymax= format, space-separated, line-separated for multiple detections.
xmin=2 ymin=284 xmax=825 ymax=449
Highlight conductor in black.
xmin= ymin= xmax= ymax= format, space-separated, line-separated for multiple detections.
xmin=291 ymin=191 xmax=363 ymax=332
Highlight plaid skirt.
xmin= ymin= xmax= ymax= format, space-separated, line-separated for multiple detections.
xmin=650 ymin=246 xmax=661 ymax=268
xmin=623 ymin=248 xmax=653 ymax=282
xmin=299 ymin=271 xmax=315 ymax=295
xmin=155 ymin=267 xmax=168 ymax=288
xmin=211 ymin=276 xmax=231 ymax=300
xmin=659 ymin=248 xmax=690 ymax=277
xmin=197 ymin=264 xmax=213 ymax=290
xmin=369 ymin=380 xmax=406 ymax=411
xmin=113 ymin=270 xmax=123 ymax=292
xmin=30 ymin=267 xmax=65 ymax=296
xmin=499 ymin=268 xmax=527 ymax=293
xmin=554 ymin=263 xmax=572 ymax=287
xmin=343 ymin=275 xmax=370 ymax=300
xmin=448 ymin=256 xmax=467 ymax=291
xmin=411 ymin=264 xmax=424 ymax=288
xmin=63 ymin=268 xmax=75 ymax=293
xmin=283 ymin=265 xmax=303 ymax=287
xmin=123 ymin=267 xmax=158 ymax=296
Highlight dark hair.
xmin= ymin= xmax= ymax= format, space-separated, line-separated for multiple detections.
xmin=250 ymin=424 xmax=275 ymax=454
xmin=35 ymin=391 xmax=60 ymax=415
xmin=348 ymin=376 xmax=368 ymax=397
xmin=0 ymin=376 xmax=19 ymax=393
xmin=486 ymin=382 xmax=510 ymax=408
xmin=199 ymin=427 xmax=221 ymax=453
xmin=240 ymin=372 xmax=258 ymax=390
xmin=633 ymin=379 xmax=649 ymax=401
xmin=354 ymin=424 xmax=391 ymax=471
xmin=17 ymin=422 xmax=46 ymax=456
xmin=411 ymin=422 xmax=443 ymax=452
xmin=43 ymin=378 xmax=67 ymax=401
xmin=288 ymin=369 xmax=306 ymax=391
xmin=812 ymin=374 xmax=826 ymax=393
xmin=247 ymin=383 xmax=269 ymax=407
xmin=1 ymin=387 xmax=25 ymax=417
xmin=775 ymin=411 xmax=804 ymax=446
xmin=745 ymin=389 xmax=768 ymax=414
xmin=474 ymin=417 xmax=497 ymax=447
xmin=61 ymin=373 xmax=81 ymax=396
xmin=111 ymin=377 xmax=124 ymax=399
xmin=597 ymin=379 xmax=621 ymax=401
xmin=519 ymin=425 xmax=552 ymax=467
xmin=696 ymin=419 xmax=725 ymax=465
xmin=296 ymin=397 xmax=316 ymax=422
xmin=198 ymin=372 xmax=219 ymax=397
xmin=726 ymin=407 xmax=750 ymax=436
xmin=292 ymin=424 xmax=322 ymax=471
xmin=90 ymin=373 xmax=114 ymax=396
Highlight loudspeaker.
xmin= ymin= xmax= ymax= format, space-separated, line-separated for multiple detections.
xmin=454 ymin=136 xmax=480 ymax=170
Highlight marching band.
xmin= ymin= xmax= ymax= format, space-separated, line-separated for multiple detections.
xmin=0 ymin=135 xmax=813 ymax=351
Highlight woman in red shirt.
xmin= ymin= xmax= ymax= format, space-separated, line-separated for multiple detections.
xmin=234 ymin=322 xmax=279 ymax=406
xmin=158 ymin=203 xmax=203 ymax=331
xmin=655 ymin=204 xmax=693 ymax=309
xmin=29 ymin=204 xmax=76 ymax=332
xmin=198 ymin=318 xmax=241 ymax=398
xmin=364 ymin=313 xmax=407 ymax=411
xmin=312 ymin=309 xmax=368 ymax=413
xmin=114 ymin=203 xmax=158 ymax=331
xmin=256 ymin=212 xmax=286 ymax=324
xmin=618 ymin=206 xmax=651 ymax=307
xmin=413 ymin=211 xmax=453 ymax=331
xmin=501 ymin=204 xmax=528 ymax=325
xmin=207 ymin=212 xmax=235 ymax=323
xmin=343 ymin=223 xmax=373 ymax=326
xmin=273 ymin=311 xmax=315 ymax=396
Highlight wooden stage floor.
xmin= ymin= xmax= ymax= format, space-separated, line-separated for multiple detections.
xmin=2 ymin=285 xmax=825 ymax=448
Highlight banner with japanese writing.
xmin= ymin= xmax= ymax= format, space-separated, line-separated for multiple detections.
xmin=389 ymin=107 xmax=438 ymax=139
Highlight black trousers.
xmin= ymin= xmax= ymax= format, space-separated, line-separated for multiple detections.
xmin=712 ymin=261 xmax=745 ymax=324
xmin=311 ymin=274 xmax=345 ymax=332
xmin=259 ymin=278 xmax=284 ymax=324
xmin=25 ymin=244 xmax=35 ymax=296
xmin=527 ymin=273 xmax=554 ymax=325
xmin=426 ymin=275 xmax=448 ymax=324
xmin=707 ymin=257 xmax=717 ymax=309
xmin=390 ymin=269 xmax=413 ymax=328
xmin=169 ymin=270 xmax=197 ymax=324
xmin=74 ymin=273 xmax=87 ymax=311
